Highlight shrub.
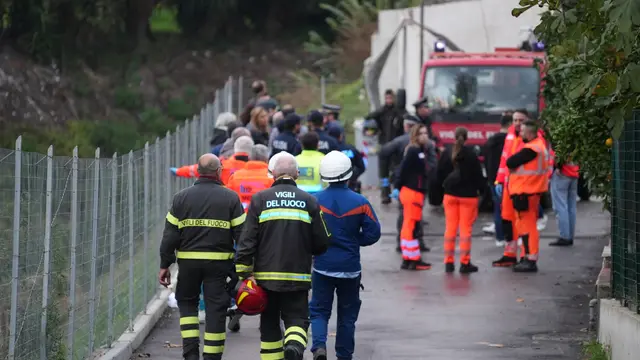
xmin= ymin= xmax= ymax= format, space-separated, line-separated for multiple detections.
xmin=114 ymin=86 xmax=144 ymax=111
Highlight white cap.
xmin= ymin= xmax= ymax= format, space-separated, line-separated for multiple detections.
xmin=268 ymin=151 xmax=290 ymax=178
xmin=320 ymin=151 xmax=352 ymax=183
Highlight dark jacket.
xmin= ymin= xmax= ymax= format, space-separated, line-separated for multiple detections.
xmin=271 ymin=131 xmax=302 ymax=158
xmin=366 ymin=105 xmax=404 ymax=144
xmin=248 ymin=124 xmax=270 ymax=146
xmin=337 ymin=142 xmax=366 ymax=181
xmin=378 ymin=133 xmax=409 ymax=179
xmin=437 ymin=146 xmax=485 ymax=198
xmin=313 ymin=184 xmax=380 ymax=273
xmin=159 ymin=178 xmax=245 ymax=269
xmin=483 ymin=132 xmax=507 ymax=184
xmin=315 ymin=128 xmax=340 ymax=155
xmin=235 ymin=178 xmax=331 ymax=292
xmin=394 ymin=143 xmax=437 ymax=193
xmin=210 ymin=128 xmax=228 ymax=147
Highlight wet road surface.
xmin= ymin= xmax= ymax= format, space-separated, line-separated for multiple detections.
xmin=132 ymin=193 xmax=609 ymax=359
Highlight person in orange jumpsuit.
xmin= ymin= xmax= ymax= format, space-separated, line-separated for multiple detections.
xmin=504 ymin=120 xmax=549 ymax=272
xmin=220 ymin=135 xmax=253 ymax=184
xmin=391 ymin=124 xmax=435 ymax=271
xmin=436 ymin=127 xmax=485 ymax=273
xmin=226 ymin=144 xmax=274 ymax=212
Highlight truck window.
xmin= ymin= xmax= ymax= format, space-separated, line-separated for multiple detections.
xmin=423 ymin=66 xmax=539 ymax=116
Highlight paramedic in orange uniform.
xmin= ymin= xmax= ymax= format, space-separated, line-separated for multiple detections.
xmin=436 ymin=127 xmax=485 ymax=273
xmin=221 ymin=136 xmax=253 ymax=184
xmin=505 ymin=120 xmax=549 ymax=273
xmin=391 ymin=124 xmax=434 ymax=271
xmin=226 ymin=144 xmax=273 ymax=212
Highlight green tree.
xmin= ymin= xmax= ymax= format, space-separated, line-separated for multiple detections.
xmin=513 ymin=0 xmax=640 ymax=209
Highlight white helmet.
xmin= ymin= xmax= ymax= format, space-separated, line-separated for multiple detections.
xmin=268 ymin=151 xmax=289 ymax=178
xmin=320 ymin=151 xmax=352 ymax=183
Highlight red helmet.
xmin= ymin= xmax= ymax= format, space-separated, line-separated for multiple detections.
xmin=236 ymin=279 xmax=267 ymax=315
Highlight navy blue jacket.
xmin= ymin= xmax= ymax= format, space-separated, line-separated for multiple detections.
xmin=315 ymin=129 xmax=340 ymax=155
xmin=338 ymin=142 xmax=366 ymax=180
xmin=313 ymin=184 xmax=381 ymax=273
xmin=271 ymin=131 xmax=302 ymax=158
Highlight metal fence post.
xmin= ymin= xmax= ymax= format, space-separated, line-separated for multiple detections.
xmin=321 ymin=76 xmax=326 ymax=105
xmin=88 ymin=148 xmax=100 ymax=353
xmin=191 ymin=116 xmax=197 ymax=158
xmin=238 ymin=76 xmax=243 ymax=113
xmin=107 ymin=153 xmax=117 ymax=347
xmin=143 ymin=143 xmax=150 ymax=312
xmin=9 ymin=136 xmax=22 ymax=360
xmin=227 ymin=76 xmax=233 ymax=113
xmin=165 ymin=131 xmax=172 ymax=208
xmin=40 ymin=145 xmax=53 ymax=360
xmin=200 ymin=109 xmax=206 ymax=154
xmin=154 ymin=138 xmax=161 ymax=230
xmin=128 ymin=151 xmax=135 ymax=331
xmin=215 ymin=90 xmax=221 ymax=118
xmin=67 ymin=147 xmax=78 ymax=360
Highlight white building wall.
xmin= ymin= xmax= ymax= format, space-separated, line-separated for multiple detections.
xmin=371 ymin=0 xmax=544 ymax=110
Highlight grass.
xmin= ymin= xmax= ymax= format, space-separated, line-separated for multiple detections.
xmin=582 ymin=341 xmax=610 ymax=360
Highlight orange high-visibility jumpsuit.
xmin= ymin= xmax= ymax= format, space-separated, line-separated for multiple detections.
xmin=174 ymin=164 xmax=199 ymax=178
xmin=399 ymin=187 xmax=425 ymax=261
xmin=443 ymin=196 xmax=478 ymax=265
xmin=508 ymin=137 xmax=550 ymax=262
xmin=226 ymin=161 xmax=273 ymax=212
xmin=221 ymin=153 xmax=250 ymax=185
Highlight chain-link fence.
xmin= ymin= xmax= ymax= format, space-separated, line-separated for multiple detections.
xmin=611 ymin=110 xmax=640 ymax=315
xmin=0 ymin=78 xmax=239 ymax=360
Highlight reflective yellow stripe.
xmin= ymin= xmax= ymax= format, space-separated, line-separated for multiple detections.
xmin=204 ymin=332 xmax=225 ymax=341
xmin=259 ymin=208 xmax=310 ymax=223
xmin=260 ymin=352 xmax=284 ymax=360
xmin=177 ymin=251 xmax=234 ymax=260
xmin=181 ymin=329 xmax=199 ymax=338
xmin=319 ymin=210 xmax=331 ymax=237
xmin=236 ymin=264 xmax=253 ymax=272
xmin=284 ymin=334 xmax=307 ymax=347
xmin=261 ymin=340 xmax=283 ymax=350
xmin=254 ymin=272 xmax=311 ymax=282
xmin=178 ymin=218 xmax=230 ymax=229
xmin=166 ymin=212 xmax=179 ymax=226
xmin=179 ymin=316 xmax=199 ymax=325
xmin=284 ymin=326 xmax=307 ymax=337
xmin=203 ymin=345 xmax=224 ymax=354
xmin=231 ymin=213 xmax=246 ymax=227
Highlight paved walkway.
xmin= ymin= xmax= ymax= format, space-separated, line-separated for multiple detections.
xmin=132 ymin=193 xmax=609 ymax=359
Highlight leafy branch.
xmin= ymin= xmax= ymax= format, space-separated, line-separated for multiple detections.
xmin=513 ymin=0 xmax=640 ymax=209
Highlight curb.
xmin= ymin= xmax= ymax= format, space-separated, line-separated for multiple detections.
xmin=95 ymin=265 xmax=178 ymax=360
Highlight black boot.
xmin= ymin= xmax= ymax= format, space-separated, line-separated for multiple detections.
xmin=284 ymin=343 xmax=304 ymax=360
xmin=381 ymin=186 xmax=391 ymax=205
xmin=550 ymin=238 xmax=573 ymax=246
xmin=460 ymin=262 xmax=479 ymax=274
xmin=445 ymin=263 xmax=455 ymax=273
xmin=407 ymin=260 xmax=431 ymax=271
xmin=400 ymin=260 xmax=410 ymax=269
xmin=513 ymin=259 xmax=538 ymax=273
xmin=313 ymin=348 xmax=327 ymax=360
xmin=227 ymin=312 xmax=242 ymax=332
xmin=492 ymin=256 xmax=517 ymax=267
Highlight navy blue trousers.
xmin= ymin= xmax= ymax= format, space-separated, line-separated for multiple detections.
xmin=309 ymin=271 xmax=362 ymax=360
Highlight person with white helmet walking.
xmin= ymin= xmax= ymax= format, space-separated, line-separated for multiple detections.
xmin=309 ymin=151 xmax=381 ymax=360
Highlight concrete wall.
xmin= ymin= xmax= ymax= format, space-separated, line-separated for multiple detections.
xmin=370 ymin=0 xmax=543 ymax=110
xmin=598 ymin=299 xmax=640 ymax=360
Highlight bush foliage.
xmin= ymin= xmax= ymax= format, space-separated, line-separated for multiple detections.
xmin=514 ymin=0 xmax=640 ymax=209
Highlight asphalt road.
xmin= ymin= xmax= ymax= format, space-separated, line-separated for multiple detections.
xmin=132 ymin=192 xmax=609 ymax=360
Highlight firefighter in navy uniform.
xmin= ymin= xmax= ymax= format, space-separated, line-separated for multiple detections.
xmin=271 ymin=113 xmax=303 ymax=158
xmin=322 ymin=103 xmax=344 ymax=133
xmin=328 ymin=126 xmax=366 ymax=193
xmin=159 ymin=153 xmax=246 ymax=360
xmin=307 ymin=110 xmax=339 ymax=154
xmin=236 ymin=152 xmax=331 ymax=360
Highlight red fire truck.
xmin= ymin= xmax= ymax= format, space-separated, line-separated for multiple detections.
xmin=419 ymin=48 xmax=547 ymax=207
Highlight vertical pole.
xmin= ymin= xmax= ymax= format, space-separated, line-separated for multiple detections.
xmin=88 ymin=148 xmax=100 ymax=353
xmin=175 ymin=125 xmax=181 ymax=192
xmin=401 ymin=19 xmax=407 ymax=89
xmin=238 ymin=76 xmax=243 ymax=113
xmin=154 ymin=138 xmax=162 ymax=272
xmin=182 ymin=121 xmax=189 ymax=188
xmin=143 ymin=143 xmax=150 ymax=312
xmin=9 ymin=136 xmax=22 ymax=360
xmin=127 ymin=151 xmax=134 ymax=331
xmin=191 ymin=116 xmax=198 ymax=158
xmin=227 ymin=76 xmax=233 ymax=113
xmin=165 ymin=131 xmax=172 ymax=208
xmin=420 ymin=1 xmax=425 ymax=71
xmin=40 ymin=145 xmax=54 ymax=360
xmin=321 ymin=76 xmax=326 ymax=105
xmin=107 ymin=153 xmax=117 ymax=347
xmin=214 ymin=90 xmax=221 ymax=120
xmin=67 ymin=147 xmax=78 ymax=360
xmin=199 ymin=109 xmax=206 ymax=154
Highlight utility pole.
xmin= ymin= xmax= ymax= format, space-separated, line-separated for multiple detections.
xmin=419 ymin=0 xmax=425 ymax=72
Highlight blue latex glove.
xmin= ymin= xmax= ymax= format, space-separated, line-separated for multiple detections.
xmin=495 ymin=183 xmax=503 ymax=197
xmin=390 ymin=188 xmax=400 ymax=199
xmin=170 ymin=167 xmax=178 ymax=175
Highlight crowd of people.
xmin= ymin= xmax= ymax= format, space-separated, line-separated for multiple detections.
xmin=158 ymin=80 xmax=581 ymax=360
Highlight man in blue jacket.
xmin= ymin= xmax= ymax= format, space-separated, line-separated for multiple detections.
xmin=310 ymin=151 xmax=381 ymax=360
